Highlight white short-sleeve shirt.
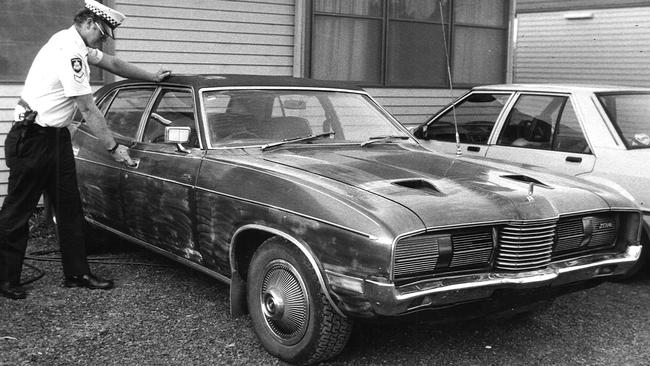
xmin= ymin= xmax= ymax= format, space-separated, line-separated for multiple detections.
xmin=17 ymin=26 xmax=103 ymax=127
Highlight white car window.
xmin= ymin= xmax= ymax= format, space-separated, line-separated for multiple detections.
xmin=553 ymin=101 xmax=591 ymax=153
xmin=497 ymin=94 xmax=590 ymax=154
xmin=425 ymin=93 xmax=511 ymax=144
xmin=597 ymin=92 xmax=650 ymax=149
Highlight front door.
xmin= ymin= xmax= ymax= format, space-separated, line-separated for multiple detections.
xmin=74 ymin=86 xmax=156 ymax=232
xmin=417 ymin=92 xmax=513 ymax=157
xmin=120 ymin=87 xmax=204 ymax=262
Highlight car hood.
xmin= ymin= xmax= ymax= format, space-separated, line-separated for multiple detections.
xmin=260 ymin=145 xmax=631 ymax=228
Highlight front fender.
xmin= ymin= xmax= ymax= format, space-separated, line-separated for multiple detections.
xmin=228 ymin=224 xmax=346 ymax=318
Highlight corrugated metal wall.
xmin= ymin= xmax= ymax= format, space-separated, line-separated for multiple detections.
xmin=517 ymin=0 xmax=650 ymax=13
xmin=514 ymin=6 xmax=650 ymax=86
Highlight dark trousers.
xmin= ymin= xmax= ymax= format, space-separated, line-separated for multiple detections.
xmin=0 ymin=123 xmax=89 ymax=285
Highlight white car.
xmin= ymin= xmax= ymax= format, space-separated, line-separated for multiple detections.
xmin=413 ymin=84 xmax=650 ymax=272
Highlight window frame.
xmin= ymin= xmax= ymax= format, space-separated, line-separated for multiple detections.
xmin=307 ymin=0 xmax=510 ymax=88
xmin=421 ymin=91 xmax=513 ymax=144
xmin=495 ymin=92 xmax=593 ymax=154
xmin=142 ymin=86 xmax=202 ymax=149
xmin=102 ymin=85 xmax=158 ymax=143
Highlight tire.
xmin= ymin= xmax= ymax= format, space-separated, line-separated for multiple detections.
xmin=246 ymin=237 xmax=352 ymax=365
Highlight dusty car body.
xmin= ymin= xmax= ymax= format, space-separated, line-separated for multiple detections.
xmin=71 ymin=76 xmax=642 ymax=365
xmin=413 ymin=84 xmax=650 ymax=273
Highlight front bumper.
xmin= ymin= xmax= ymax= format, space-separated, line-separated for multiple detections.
xmin=328 ymin=245 xmax=642 ymax=317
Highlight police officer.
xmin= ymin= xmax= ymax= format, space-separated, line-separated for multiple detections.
xmin=0 ymin=0 xmax=171 ymax=299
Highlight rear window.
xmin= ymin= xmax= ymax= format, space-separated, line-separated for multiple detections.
xmin=596 ymin=92 xmax=650 ymax=149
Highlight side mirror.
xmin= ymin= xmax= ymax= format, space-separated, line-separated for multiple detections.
xmin=165 ymin=126 xmax=191 ymax=153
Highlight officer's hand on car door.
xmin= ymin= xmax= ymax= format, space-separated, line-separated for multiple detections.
xmin=110 ymin=144 xmax=137 ymax=167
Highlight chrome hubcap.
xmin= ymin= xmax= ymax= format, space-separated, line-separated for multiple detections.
xmin=259 ymin=259 xmax=309 ymax=345
xmin=263 ymin=289 xmax=285 ymax=321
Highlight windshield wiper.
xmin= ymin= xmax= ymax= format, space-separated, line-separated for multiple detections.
xmin=360 ymin=135 xmax=410 ymax=147
xmin=261 ymin=132 xmax=335 ymax=151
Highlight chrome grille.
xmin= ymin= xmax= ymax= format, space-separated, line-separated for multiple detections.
xmin=394 ymin=235 xmax=440 ymax=279
xmin=587 ymin=214 xmax=618 ymax=248
xmin=496 ymin=220 xmax=556 ymax=271
xmin=393 ymin=228 xmax=493 ymax=280
xmin=555 ymin=217 xmax=584 ymax=252
xmin=555 ymin=214 xmax=618 ymax=253
xmin=449 ymin=231 xmax=494 ymax=268
xmin=394 ymin=213 xmax=619 ymax=279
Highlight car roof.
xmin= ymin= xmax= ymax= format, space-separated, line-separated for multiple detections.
xmin=106 ymin=74 xmax=366 ymax=91
xmin=473 ymin=83 xmax=650 ymax=94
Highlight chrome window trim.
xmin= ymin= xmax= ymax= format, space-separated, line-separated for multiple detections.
xmin=198 ymin=86 xmax=411 ymax=149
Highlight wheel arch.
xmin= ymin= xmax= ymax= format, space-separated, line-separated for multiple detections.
xmin=228 ymin=224 xmax=345 ymax=318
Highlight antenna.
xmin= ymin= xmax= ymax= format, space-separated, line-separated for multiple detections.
xmin=439 ymin=1 xmax=462 ymax=157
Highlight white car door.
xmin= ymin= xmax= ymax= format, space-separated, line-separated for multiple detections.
xmin=415 ymin=92 xmax=513 ymax=157
xmin=485 ymin=93 xmax=596 ymax=176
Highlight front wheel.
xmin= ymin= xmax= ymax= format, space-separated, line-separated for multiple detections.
xmin=247 ymin=237 xmax=352 ymax=365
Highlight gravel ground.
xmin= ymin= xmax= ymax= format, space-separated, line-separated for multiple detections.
xmin=1 ymin=224 xmax=649 ymax=365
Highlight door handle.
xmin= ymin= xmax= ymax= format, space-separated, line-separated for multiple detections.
xmin=125 ymin=158 xmax=140 ymax=169
xmin=566 ymin=156 xmax=582 ymax=163
xmin=467 ymin=146 xmax=481 ymax=152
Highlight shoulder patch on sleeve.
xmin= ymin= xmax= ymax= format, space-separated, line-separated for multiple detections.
xmin=71 ymin=57 xmax=83 ymax=74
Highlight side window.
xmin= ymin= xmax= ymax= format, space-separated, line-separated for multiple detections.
xmin=143 ymin=89 xmax=198 ymax=147
xmin=497 ymin=94 xmax=590 ymax=153
xmin=497 ymin=95 xmax=558 ymax=149
xmin=105 ymin=88 xmax=156 ymax=140
xmin=552 ymin=101 xmax=591 ymax=153
xmin=425 ymin=93 xmax=511 ymax=144
xmin=71 ymin=89 xmax=117 ymax=124
xmin=98 ymin=89 xmax=118 ymax=116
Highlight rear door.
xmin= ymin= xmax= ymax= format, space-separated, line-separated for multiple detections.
xmin=120 ymin=87 xmax=205 ymax=261
xmin=73 ymin=86 xmax=156 ymax=232
xmin=416 ymin=92 xmax=513 ymax=156
xmin=485 ymin=93 xmax=596 ymax=176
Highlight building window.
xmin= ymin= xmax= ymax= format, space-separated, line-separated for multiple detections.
xmin=310 ymin=0 xmax=509 ymax=87
xmin=0 ymin=0 xmax=105 ymax=82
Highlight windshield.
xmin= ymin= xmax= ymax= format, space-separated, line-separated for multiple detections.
xmin=202 ymin=89 xmax=408 ymax=147
xmin=596 ymin=92 xmax=650 ymax=149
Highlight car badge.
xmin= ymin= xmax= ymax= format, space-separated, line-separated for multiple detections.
xmin=527 ymin=182 xmax=535 ymax=202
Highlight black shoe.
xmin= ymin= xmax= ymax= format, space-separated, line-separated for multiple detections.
xmin=0 ymin=282 xmax=27 ymax=299
xmin=64 ymin=274 xmax=114 ymax=290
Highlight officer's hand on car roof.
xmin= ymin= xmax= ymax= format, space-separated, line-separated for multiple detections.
xmin=153 ymin=68 xmax=172 ymax=83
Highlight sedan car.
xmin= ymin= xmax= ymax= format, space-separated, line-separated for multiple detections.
xmin=71 ymin=76 xmax=642 ymax=365
xmin=413 ymin=84 xmax=650 ymax=274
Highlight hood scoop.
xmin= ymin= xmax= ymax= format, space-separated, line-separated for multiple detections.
xmin=392 ymin=179 xmax=443 ymax=196
xmin=501 ymin=174 xmax=550 ymax=188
